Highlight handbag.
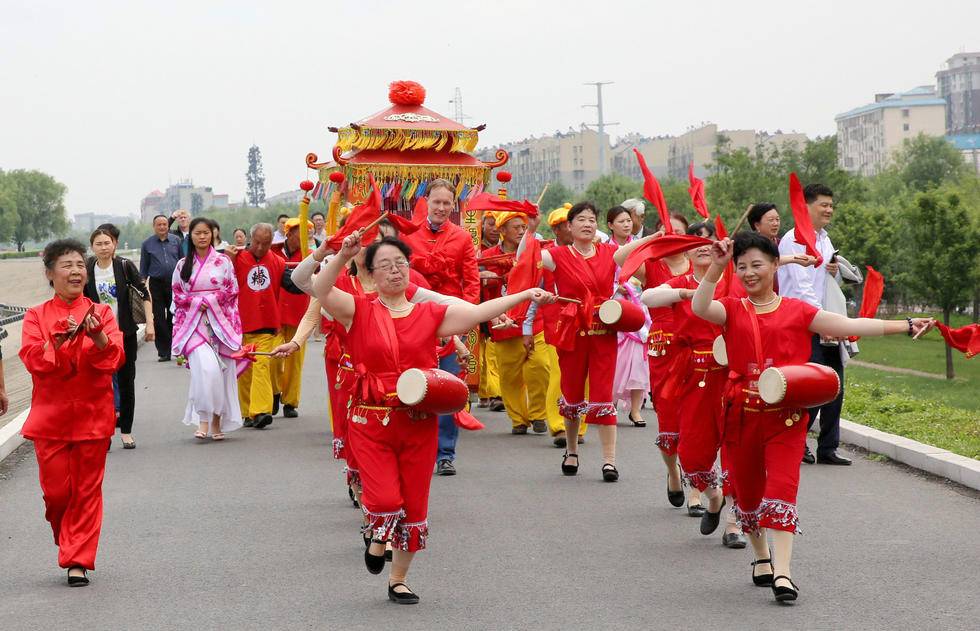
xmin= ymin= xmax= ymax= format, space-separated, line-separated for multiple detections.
xmin=123 ymin=259 xmax=148 ymax=324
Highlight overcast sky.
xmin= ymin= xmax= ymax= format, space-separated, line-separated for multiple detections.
xmin=2 ymin=0 xmax=978 ymax=217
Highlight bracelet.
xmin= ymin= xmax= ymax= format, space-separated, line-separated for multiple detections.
xmin=906 ymin=317 xmax=913 ymax=337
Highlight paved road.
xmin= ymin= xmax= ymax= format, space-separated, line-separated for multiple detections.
xmin=1 ymin=342 xmax=978 ymax=630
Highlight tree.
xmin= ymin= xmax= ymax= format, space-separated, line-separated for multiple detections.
xmin=5 ymin=169 xmax=68 ymax=251
xmin=537 ymin=181 xmax=575 ymax=214
xmin=0 ymin=170 xmax=18 ymax=245
xmin=893 ymin=134 xmax=970 ymax=191
xmin=191 ymin=193 xmax=204 ymax=215
xmin=246 ymin=145 xmax=266 ymax=207
xmin=902 ymin=188 xmax=980 ymax=378
xmin=580 ymin=173 xmax=642 ymax=218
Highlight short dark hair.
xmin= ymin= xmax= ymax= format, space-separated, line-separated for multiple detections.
xmin=568 ymin=201 xmax=599 ymax=223
xmin=89 ymin=228 xmax=116 ymax=245
xmin=733 ymin=231 xmax=779 ymax=263
xmin=686 ymin=221 xmax=715 ymax=238
xmin=95 ymin=223 xmax=120 ymax=241
xmin=803 ymin=184 xmax=834 ymax=204
xmin=364 ymin=237 xmax=413 ymax=273
xmin=606 ymin=205 xmax=630 ymax=225
xmin=152 ymin=214 xmax=168 ymax=223
xmin=378 ymin=218 xmax=398 ymax=238
xmin=311 ymin=211 xmax=325 ymax=219
xmin=43 ymin=239 xmax=87 ymax=286
xmin=655 ymin=212 xmax=689 ymax=233
xmin=746 ymin=203 xmax=778 ymax=232
xmin=277 ymin=213 xmax=289 ymax=221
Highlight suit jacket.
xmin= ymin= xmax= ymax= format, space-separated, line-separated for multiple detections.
xmin=84 ymin=256 xmax=149 ymax=336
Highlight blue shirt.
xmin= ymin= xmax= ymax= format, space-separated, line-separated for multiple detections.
xmin=140 ymin=233 xmax=182 ymax=279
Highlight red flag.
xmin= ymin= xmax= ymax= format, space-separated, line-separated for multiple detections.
xmin=688 ymin=162 xmax=709 ymax=219
xmin=847 ymin=266 xmax=884 ymax=341
xmin=327 ymin=175 xmax=382 ymax=250
xmin=412 ymin=195 xmax=428 ymax=223
xmin=714 ymin=215 xmax=728 ymax=239
xmin=619 ymin=234 xmax=711 ymax=283
xmin=468 ymin=192 xmax=538 ymax=217
xmin=789 ymin=173 xmax=823 ymax=266
xmin=634 ymin=148 xmax=672 ymax=234
xmin=936 ymin=323 xmax=980 ymax=358
xmin=505 ymin=236 xmax=542 ymax=322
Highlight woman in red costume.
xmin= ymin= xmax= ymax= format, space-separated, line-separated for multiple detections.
xmin=614 ymin=213 xmax=703 ymax=513
xmin=692 ymin=231 xmax=933 ymax=603
xmin=640 ymin=222 xmax=745 ymax=547
xmin=313 ymin=231 xmax=552 ymax=604
xmin=19 ymin=239 xmax=125 ymax=586
xmin=525 ymin=202 xmax=622 ymax=482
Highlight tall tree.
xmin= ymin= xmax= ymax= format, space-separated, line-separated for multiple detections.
xmin=5 ymin=169 xmax=68 ymax=251
xmin=0 ymin=170 xmax=19 ymax=245
xmin=902 ymin=188 xmax=980 ymax=378
xmin=246 ymin=145 xmax=266 ymax=207
xmin=893 ymin=134 xmax=970 ymax=191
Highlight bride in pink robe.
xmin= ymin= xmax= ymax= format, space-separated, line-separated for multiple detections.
xmin=171 ymin=218 xmax=246 ymax=440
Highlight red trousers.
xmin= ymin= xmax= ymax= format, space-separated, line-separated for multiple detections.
xmin=676 ymin=358 xmax=732 ymax=495
xmin=728 ymin=391 xmax=807 ymax=534
xmin=649 ymin=350 xmax=680 ymax=454
xmin=33 ymin=438 xmax=110 ymax=570
xmin=325 ymin=355 xmax=359 ymax=486
xmin=348 ymin=406 xmax=438 ymax=552
xmin=556 ymin=331 xmax=617 ymax=425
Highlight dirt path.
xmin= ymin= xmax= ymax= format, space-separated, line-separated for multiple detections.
xmin=849 ymin=359 xmax=946 ymax=380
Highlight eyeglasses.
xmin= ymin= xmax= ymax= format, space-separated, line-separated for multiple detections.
xmin=373 ymin=259 xmax=410 ymax=273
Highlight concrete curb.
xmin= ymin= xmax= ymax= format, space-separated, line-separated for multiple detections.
xmin=839 ymin=419 xmax=980 ymax=490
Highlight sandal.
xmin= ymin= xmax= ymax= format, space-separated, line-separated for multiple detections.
xmin=561 ymin=452 xmax=579 ymax=476
xmin=194 ymin=431 xmax=208 ymax=440
xmin=628 ymin=413 xmax=646 ymax=427
xmin=212 ymin=433 xmax=225 ymax=441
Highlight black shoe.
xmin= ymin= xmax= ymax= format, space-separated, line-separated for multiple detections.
xmin=817 ymin=452 xmax=852 ymax=466
xmin=436 ymin=460 xmax=456 ymax=476
xmin=531 ymin=420 xmax=547 ymax=433
xmin=243 ymin=417 xmax=255 ymax=428
xmin=667 ymin=482 xmax=685 ymax=508
xmin=577 ymin=436 xmax=585 ymax=444
xmin=283 ymin=405 xmax=298 ymax=418
xmin=772 ymin=575 xmax=799 ymax=602
xmin=601 ymin=463 xmax=619 ymax=482
xmin=157 ymin=356 xmax=171 ymax=362
xmin=553 ymin=433 xmax=568 ymax=448
xmin=362 ymin=530 xmax=371 ymax=548
xmin=561 ymin=452 xmax=579 ymax=476
xmin=364 ymin=541 xmax=386 ymax=575
xmin=751 ymin=558 xmax=774 ymax=586
xmin=628 ymin=413 xmax=647 ymax=427
xmin=802 ymin=445 xmax=815 ymax=464
xmin=687 ymin=503 xmax=706 ymax=517
xmin=700 ymin=497 xmax=726 ymax=535
xmin=488 ymin=398 xmax=505 ymax=412
xmin=253 ymin=414 xmax=273 ymax=429
xmin=349 ymin=484 xmax=359 ymax=508
xmin=388 ymin=582 xmax=420 ymax=605
xmin=722 ymin=532 xmax=747 ymax=548
xmin=511 ymin=425 xmax=528 ymax=435
xmin=67 ymin=568 xmax=89 ymax=587
xmin=271 ymin=394 xmax=281 ymax=416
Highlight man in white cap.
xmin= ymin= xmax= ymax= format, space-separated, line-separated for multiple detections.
xmin=621 ymin=198 xmax=653 ymax=237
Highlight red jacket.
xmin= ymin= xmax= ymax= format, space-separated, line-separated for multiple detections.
xmin=402 ymin=221 xmax=480 ymax=304
xmin=232 ymin=250 xmax=284 ymax=333
xmin=272 ymin=244 xmax=310 ymax=328
xmin=20 ymin=296 xmax=125 ymax=441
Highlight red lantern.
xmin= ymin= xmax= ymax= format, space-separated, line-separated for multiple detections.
xmin=299 ymin=180 xmax=315 ymax=192
xmin=328 ymin=171 xmax=345 ymax=184
xmin=496 ymin=171 xmax=512 ymax=183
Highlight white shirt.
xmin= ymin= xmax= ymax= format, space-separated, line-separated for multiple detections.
xmin=272 ymin=230 xmax=287 ymax=245
xmin=93 ymin=261 xmax=119 ymax=322
xmin=776 ymin=228 xmax=838 ymax=308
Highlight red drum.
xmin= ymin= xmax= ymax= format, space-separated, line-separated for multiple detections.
xmin=758 ymin=362 xmax=840 ymax=409
xmin=711 ymin=335 xmax=728 ymax=366
xmin=598 ymin=299 xmax=646 ymax=332
xmin=396 ymin=368 xmax=470 ymax=415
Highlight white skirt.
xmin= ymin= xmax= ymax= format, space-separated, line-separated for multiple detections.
xmin=182 ymin=343 xmax=244 ymax=432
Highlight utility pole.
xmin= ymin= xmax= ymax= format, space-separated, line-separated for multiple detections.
xmin=449 ymin=87 xmax=471 ymax=125
xmin=583 ymin=81 xmax=618 ymax=175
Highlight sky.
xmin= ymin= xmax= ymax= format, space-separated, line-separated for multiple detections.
xmin=2 ymin=0 xmax=978 ymax=217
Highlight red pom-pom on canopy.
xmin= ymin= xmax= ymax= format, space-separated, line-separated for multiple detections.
xmin=496 ymin=171 xmax=512 ymax=183
xmin=389 ymin=81 xmax=426 ymax=106
xmin=299 ymin=180 xmax=315 ymax=192
xmin=328 ymin=172 xmax=345 ymax=184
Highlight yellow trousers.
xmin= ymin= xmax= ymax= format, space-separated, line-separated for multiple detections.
xmin=545 ymin=344 xmax=587 ymax=437
xmin=495 ymin=333 xmax=550 ymax=428
xmin=238 ymin=331 xmax=281 ymax=418
xmin=274 ymin=324 xmax=304 ymax=408
xmin=478 ymin=335 xmax=500 ymax=399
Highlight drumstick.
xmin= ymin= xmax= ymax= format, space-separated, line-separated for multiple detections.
xmin=730 ymin=204 xmax=754 ymax=235
xmin=555 ymin=296 xmax=582 ymax=305
xmin=247 ymin=351 xmax=278 ymax=356
xmin=535 ymin=183 xmax=550 ymax=206
xmin=362 ymin=212 xmax=390 ymax=234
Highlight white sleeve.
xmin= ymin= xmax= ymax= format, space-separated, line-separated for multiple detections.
xmin=291 ymin=253 xmax=331 ymax=296
xmin=410 ymin=286 xmax=469 ymax=306
xmin=777 ymin=232 xmax=820 ymax=307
